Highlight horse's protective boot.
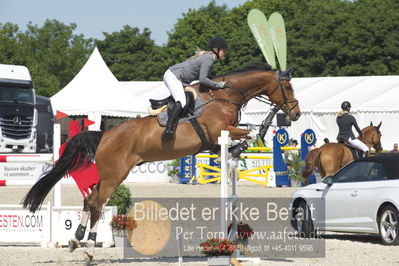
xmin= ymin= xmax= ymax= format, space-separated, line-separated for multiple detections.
xmin=162 ymin=101 xmax=182 ymax=141
xmin=229 ymin=141 xmax=249 ymax=158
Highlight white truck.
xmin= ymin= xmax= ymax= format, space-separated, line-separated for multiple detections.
xmin=0 ymin=64 xmax=37 ymax=152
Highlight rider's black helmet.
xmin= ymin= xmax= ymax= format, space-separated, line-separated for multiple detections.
xmin=341 ymin=101 xmax=351 ymax=110
xmin=208 ymin=37 xmax=228 ymax=50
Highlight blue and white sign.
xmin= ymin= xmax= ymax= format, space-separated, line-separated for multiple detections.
xmin=273 ymin=128 xmax=290 ymax=186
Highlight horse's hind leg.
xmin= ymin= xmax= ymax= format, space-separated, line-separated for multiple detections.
xmin=68 ymin=188 xmax=98 ymax=253
xmin=83 ymin=179 xmax=124 ymax=263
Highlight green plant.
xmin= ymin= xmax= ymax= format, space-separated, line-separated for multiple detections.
xmin=200 ymin=238 xmax=235 ymax=257
xmin=110 ymin=214 xmax=137 ymax=231
xmin=106 ymin=184 xmax=132 ymax=215
xmin=167 ymin=159 xmax=180 ymax=177
xmin=286 ymin=152 xmax=305 ymax=182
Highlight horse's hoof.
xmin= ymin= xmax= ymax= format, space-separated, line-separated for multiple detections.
xmin=84 ymin=239 xmax=95 ymax=265
xmin=68 ymin=239 xmax=79 ymax=253
xmin=83 ymin=251 xmax=93 ymax=265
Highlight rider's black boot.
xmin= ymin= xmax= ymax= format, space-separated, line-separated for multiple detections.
xmin=162 ymin=101 xmax=182 ymax=141
xmin=363 ymin=150 xmax=369 ymax=158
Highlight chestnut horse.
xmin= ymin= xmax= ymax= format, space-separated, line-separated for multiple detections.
xmin=302 ymin=122 xmax=383 ymax=183
xmin=22 ymin=63 xmax=300 ymax=262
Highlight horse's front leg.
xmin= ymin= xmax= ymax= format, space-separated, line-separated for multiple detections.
xmin=226 ymin=126 xmax=251 ymax=140
xmin=226 ymin=126 xmax=257 ymax=158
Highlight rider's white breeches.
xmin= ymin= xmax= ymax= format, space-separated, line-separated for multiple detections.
xmin=347 ymin=138 xmax=369 ymax=152
xmin=163 ymin=69 xmax=187 ymax=108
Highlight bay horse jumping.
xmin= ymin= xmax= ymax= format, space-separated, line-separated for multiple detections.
xmin=22 ymin=63 xmax=300 ymax=262
xmin=302 ymin=122 xmax=383 ymax=183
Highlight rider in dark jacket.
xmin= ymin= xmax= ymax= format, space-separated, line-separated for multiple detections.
xmin=336 ymin=101 xmax=369 ymax=157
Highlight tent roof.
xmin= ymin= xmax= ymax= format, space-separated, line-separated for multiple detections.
xmin=120 ymin=75 xmax=399 ymax=115
xmin=245 ymin=75 xmax=399 ymax=113
xmin=51 ymin=47 xmax=147 ymax=117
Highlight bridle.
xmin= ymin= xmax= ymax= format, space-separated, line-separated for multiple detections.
xmin=258 ymin=72 xmax=299 ymax=114
xmin=207 ymin=70 xmax=298 ymax=115
xmin=360 ymin=128 xmax=382 ymax=152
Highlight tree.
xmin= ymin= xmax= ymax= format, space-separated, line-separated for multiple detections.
xmin=165 ymin=1 xmax=231 ymax=75
xmin=96 ymin=26 xmax=161 ymax=81
xmin=0 ymin=23 xmax=20 ymax=63
xmin=0 ymin=20 xmax=94 ymax=96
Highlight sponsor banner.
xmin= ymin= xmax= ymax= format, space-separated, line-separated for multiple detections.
xmin=52 ymin=206 xmax=116 ymax=245
xmin=274 ymin=129 xmax=290 ymax=186
xmin=0 ymin=204 xmax=116 ymax=245
xmin=0 ymin=204 xmax=50 ymax=243
xmin=248 ymin=9 xmax=276 ymax=68
xmin=125 ymin=161 xmax=171 ymax=183
xmin=0 ymin=162 xmax=51 ymax=181
xmin=241 ymin=154 xmax=275 ymax=186
xmin=268 ymin=12 xmax=287 ymax=70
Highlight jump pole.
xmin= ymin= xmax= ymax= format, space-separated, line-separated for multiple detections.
xmin=218 ymin=130 xmax=230 ymax=236
xmin=217 ymin=130 xmax=239 ymax=240
xmin=218 ymin=130 xmax=260 ymax=263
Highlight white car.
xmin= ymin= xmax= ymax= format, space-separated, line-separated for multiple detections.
xmin=291 ymin=153 xmax=399 ymax=245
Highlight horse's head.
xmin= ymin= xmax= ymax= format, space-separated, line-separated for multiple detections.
xmin=265 ymin=67 xmax=301 ymax=121
xmin=222 ymin=64 xmax=300 ymax=121
xmin=362 ymin=122 xmax=383 ymax=152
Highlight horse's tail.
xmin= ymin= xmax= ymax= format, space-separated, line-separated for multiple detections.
xmin=302 ymin=148 xmax=321 ymax=182
xmin=22 ymin=131 xmax=103 ymax=213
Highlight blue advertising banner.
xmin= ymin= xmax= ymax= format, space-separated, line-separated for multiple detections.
xmin=273 ymin=128 xmax=290 ymax=186
xmin=301 ymin=129 xmax=317 ymax=184
xmin=180 ymin=155 xmax=196 ymax=184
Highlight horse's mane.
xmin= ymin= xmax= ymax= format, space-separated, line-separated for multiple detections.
xmin=217 ymin=62 xmax=273 ymax=78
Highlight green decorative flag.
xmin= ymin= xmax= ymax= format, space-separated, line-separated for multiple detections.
xmin=247 ymin=9 xmax=276 ymax=69
xmin=268 ymin=12 xmax=287 ymax=70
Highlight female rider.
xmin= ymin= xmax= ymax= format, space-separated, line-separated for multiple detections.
xmin=336 ymin=101 xmax=369 ymax=158
xmin=162 ymin=36 xmax=228 ymax=141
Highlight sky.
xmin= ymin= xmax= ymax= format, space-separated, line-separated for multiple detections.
xmin=1 ymin=0 xmax=249 ymax=46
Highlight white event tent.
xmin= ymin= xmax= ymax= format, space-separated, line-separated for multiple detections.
xmin=244 ymin=76 xmax=399 ymax=149
xmin=50 ymin=47 xmax=148 ymax=130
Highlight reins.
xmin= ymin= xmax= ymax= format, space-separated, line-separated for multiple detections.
xmin=359 ymin=127 xmax=382 ymax=151
xmin=204 ymin=71 xmax=299 ymax=114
